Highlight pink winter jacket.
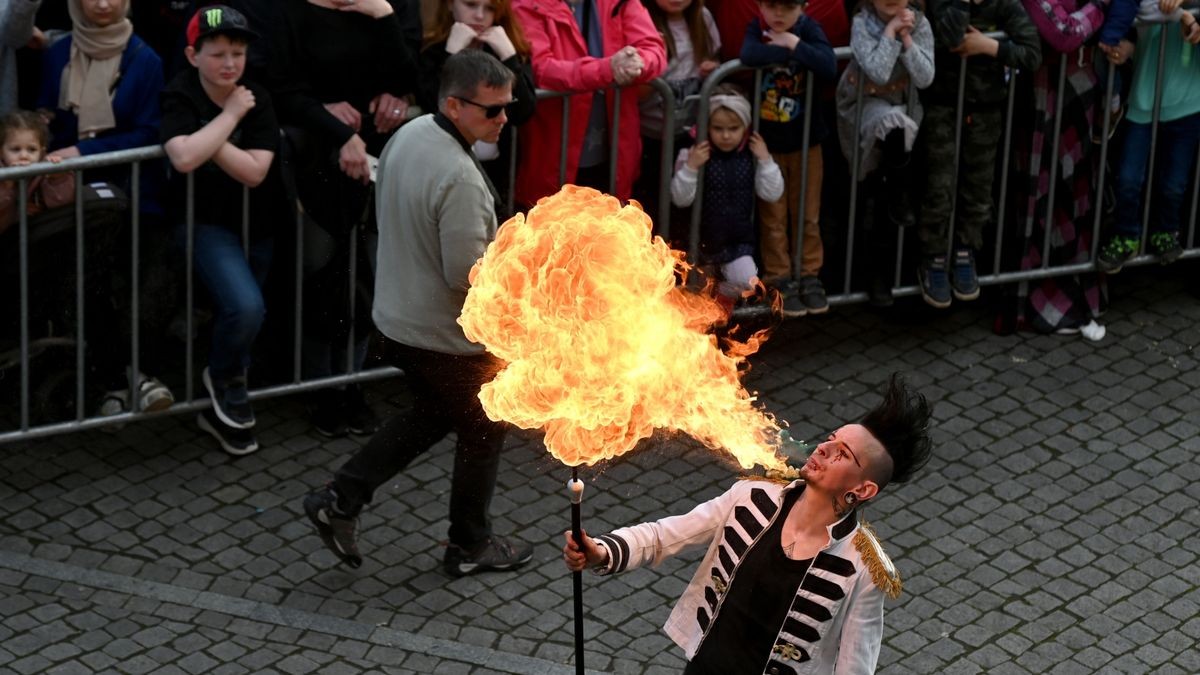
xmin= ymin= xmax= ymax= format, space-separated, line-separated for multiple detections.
xmin=513 ymin=0 xmax=666 ymax=205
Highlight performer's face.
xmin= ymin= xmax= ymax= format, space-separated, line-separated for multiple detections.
xmin=799 ymin=424 xmax=879 ymax=495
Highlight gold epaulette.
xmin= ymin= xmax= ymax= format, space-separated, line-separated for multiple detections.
xmin=853 ymin=518 xmax=902 ymax=599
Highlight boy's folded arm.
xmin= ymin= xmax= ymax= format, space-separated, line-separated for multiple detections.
xmin=740 ymin=20 xmax=793 ymax=65
xmin=212 ymin=146 xmax=274 ymax=188
xmin=162 ymin=112 xmax=241 ymax=174
xmin=792 ymin=19 xmax=838 ymax=80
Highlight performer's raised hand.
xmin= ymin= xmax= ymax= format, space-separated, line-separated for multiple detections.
xmin=562 ymin=530 xmax=607 ymax=571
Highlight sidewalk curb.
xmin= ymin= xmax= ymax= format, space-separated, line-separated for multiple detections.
xmin=0 ymin=550 xmax=607 ymax=675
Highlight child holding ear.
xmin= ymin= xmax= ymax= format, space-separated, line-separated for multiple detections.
xmin=671 ymin=85 xmax=784 ymax=320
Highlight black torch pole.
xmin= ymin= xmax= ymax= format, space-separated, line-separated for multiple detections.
xmin=568 ymin=469 xmax=585 ymax=674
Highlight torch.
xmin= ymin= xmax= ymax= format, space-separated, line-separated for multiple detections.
xmin=567 ymin=469 xmax=585 ymax=674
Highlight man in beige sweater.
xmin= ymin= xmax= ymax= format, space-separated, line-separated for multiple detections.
xmin=304 ymin=50 xmax=532 ymax=577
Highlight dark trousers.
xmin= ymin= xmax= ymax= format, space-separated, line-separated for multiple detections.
xmin=332 ymin=339 xmax=507 ymax=549
xmin=917 ymin=103 xmax=1003 ymax=257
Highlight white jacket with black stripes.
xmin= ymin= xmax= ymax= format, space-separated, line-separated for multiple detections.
xmin=593 ymin=479 xmax=886 ymax=675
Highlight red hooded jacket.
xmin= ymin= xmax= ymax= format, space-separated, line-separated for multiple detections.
xmin=513 ymin=0 xmax=666 ymax=205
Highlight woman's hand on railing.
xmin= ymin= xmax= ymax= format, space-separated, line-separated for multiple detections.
xmin=611 ymin=47 xmax=644 ymax=86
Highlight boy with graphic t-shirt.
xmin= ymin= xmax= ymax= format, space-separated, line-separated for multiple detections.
xmin=740 ymin=0 xmax=837 ymax=317
xmin=160 ymin=5 xmax=279 ymax=456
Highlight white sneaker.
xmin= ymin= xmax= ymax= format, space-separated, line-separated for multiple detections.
xmin=135 ymin=373 xmax=174 ymax=412
xmin=1055 ymin=320 xmax=1106 ymax=341
xmin=97 ymin=372 xmax=174 ymax=416
xmin=1079 ymin=320 xmax=1106 ymax=342
xmin=97 ymin=390 xmax=129 ymax=417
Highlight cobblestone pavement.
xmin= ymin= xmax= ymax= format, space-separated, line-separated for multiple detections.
xmin=1 ymin=267 xmax=1198 ymax=674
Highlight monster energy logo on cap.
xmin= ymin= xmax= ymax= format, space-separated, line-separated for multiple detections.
xmin=187 ymin=4 xmax=259 ymax=48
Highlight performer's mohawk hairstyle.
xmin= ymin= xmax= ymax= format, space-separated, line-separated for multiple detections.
xmin=860 ymin=374 xmax=932 ymax=486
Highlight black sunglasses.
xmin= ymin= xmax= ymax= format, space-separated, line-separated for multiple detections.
xmin=454 ymin=96 xmax=517 ymax=119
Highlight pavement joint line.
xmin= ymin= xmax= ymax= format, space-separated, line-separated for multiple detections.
xmin=0 ymin=549 xmax=609 ymax=675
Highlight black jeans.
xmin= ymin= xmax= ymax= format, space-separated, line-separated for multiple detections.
xmin=333 ymin=339 xmax=507 ymax=548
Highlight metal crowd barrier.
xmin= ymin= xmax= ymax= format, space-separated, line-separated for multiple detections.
xmin=0 ymin=145 xmax=396 ymax=443
xmin=3 ymin=19 xmax=1198 ymax=441
xmin=692 ymin=19 xmax=1198 ymax=308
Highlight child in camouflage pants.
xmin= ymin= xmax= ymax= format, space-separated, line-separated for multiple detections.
xmin=916 ymin=0 xmax=1041 ymax=308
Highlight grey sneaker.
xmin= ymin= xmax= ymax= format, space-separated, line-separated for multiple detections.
xmin=799 ymin=276 xmax=829 ymax=314
xmin=773 ymin=279 xmax=806 ymax=318
xmin=444 ymin=535 xmax=533 ymax=577
xmin=304 ymin=487 xmax=363 ymax=568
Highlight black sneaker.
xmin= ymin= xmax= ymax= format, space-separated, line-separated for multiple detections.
xmin=951 ymin=247 xmax=980 ymax=301
xmin=443 ymin=535 xmax=533 ymax=577
xmin=1150 ymin=231 xmax=1182 ymax=265
xmin=303 ymin=487 xmax=363 ymax=568
xmin=310 ymin=391 xmax=348 ymax=438
xmin=799 ymin=276 xmax=829 ymax=314
xmin=197 ymin=409 xmax=259 ymax=456
xmin=203 ymin=367 xmax=255 ymax=429
xmin=773 ymin=279 xmax=806 ymax=318
xmin=1096 ymin=235 xmax=1138 ymax=273
xmin=919 ymin=256 xmax=952 ymax=309
xmin=344 ymin=385 xmax=380 ymax=436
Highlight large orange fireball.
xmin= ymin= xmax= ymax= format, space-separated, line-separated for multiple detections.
xmin=459 ymin=186 xmax=788 ymax=472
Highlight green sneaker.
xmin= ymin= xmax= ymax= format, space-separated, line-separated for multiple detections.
xmin=1149 ymin=231 xmax=1182 ymax=265
xmin=1096 ymin=236 xmax=1139 ymax=273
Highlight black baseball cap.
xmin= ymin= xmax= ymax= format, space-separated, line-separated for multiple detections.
xmin=186 ymin=5 xmax=259 ymax=48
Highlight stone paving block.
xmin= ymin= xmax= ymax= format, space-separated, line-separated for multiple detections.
xmin=2 ymin=275 xmax=1200 ymax=674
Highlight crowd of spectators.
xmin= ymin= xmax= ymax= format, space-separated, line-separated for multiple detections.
xmin=1 ymin=0 xmax=1198 ymax=450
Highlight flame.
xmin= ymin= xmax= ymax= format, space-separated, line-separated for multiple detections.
xmin=458 ymin=185 xmax=787 ymax=472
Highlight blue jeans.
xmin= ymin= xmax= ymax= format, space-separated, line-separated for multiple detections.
xmin=1114 ymin=112 xmax=1200 ymax=237
xmin=178 ymin=224 xmax=273 ymax=381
